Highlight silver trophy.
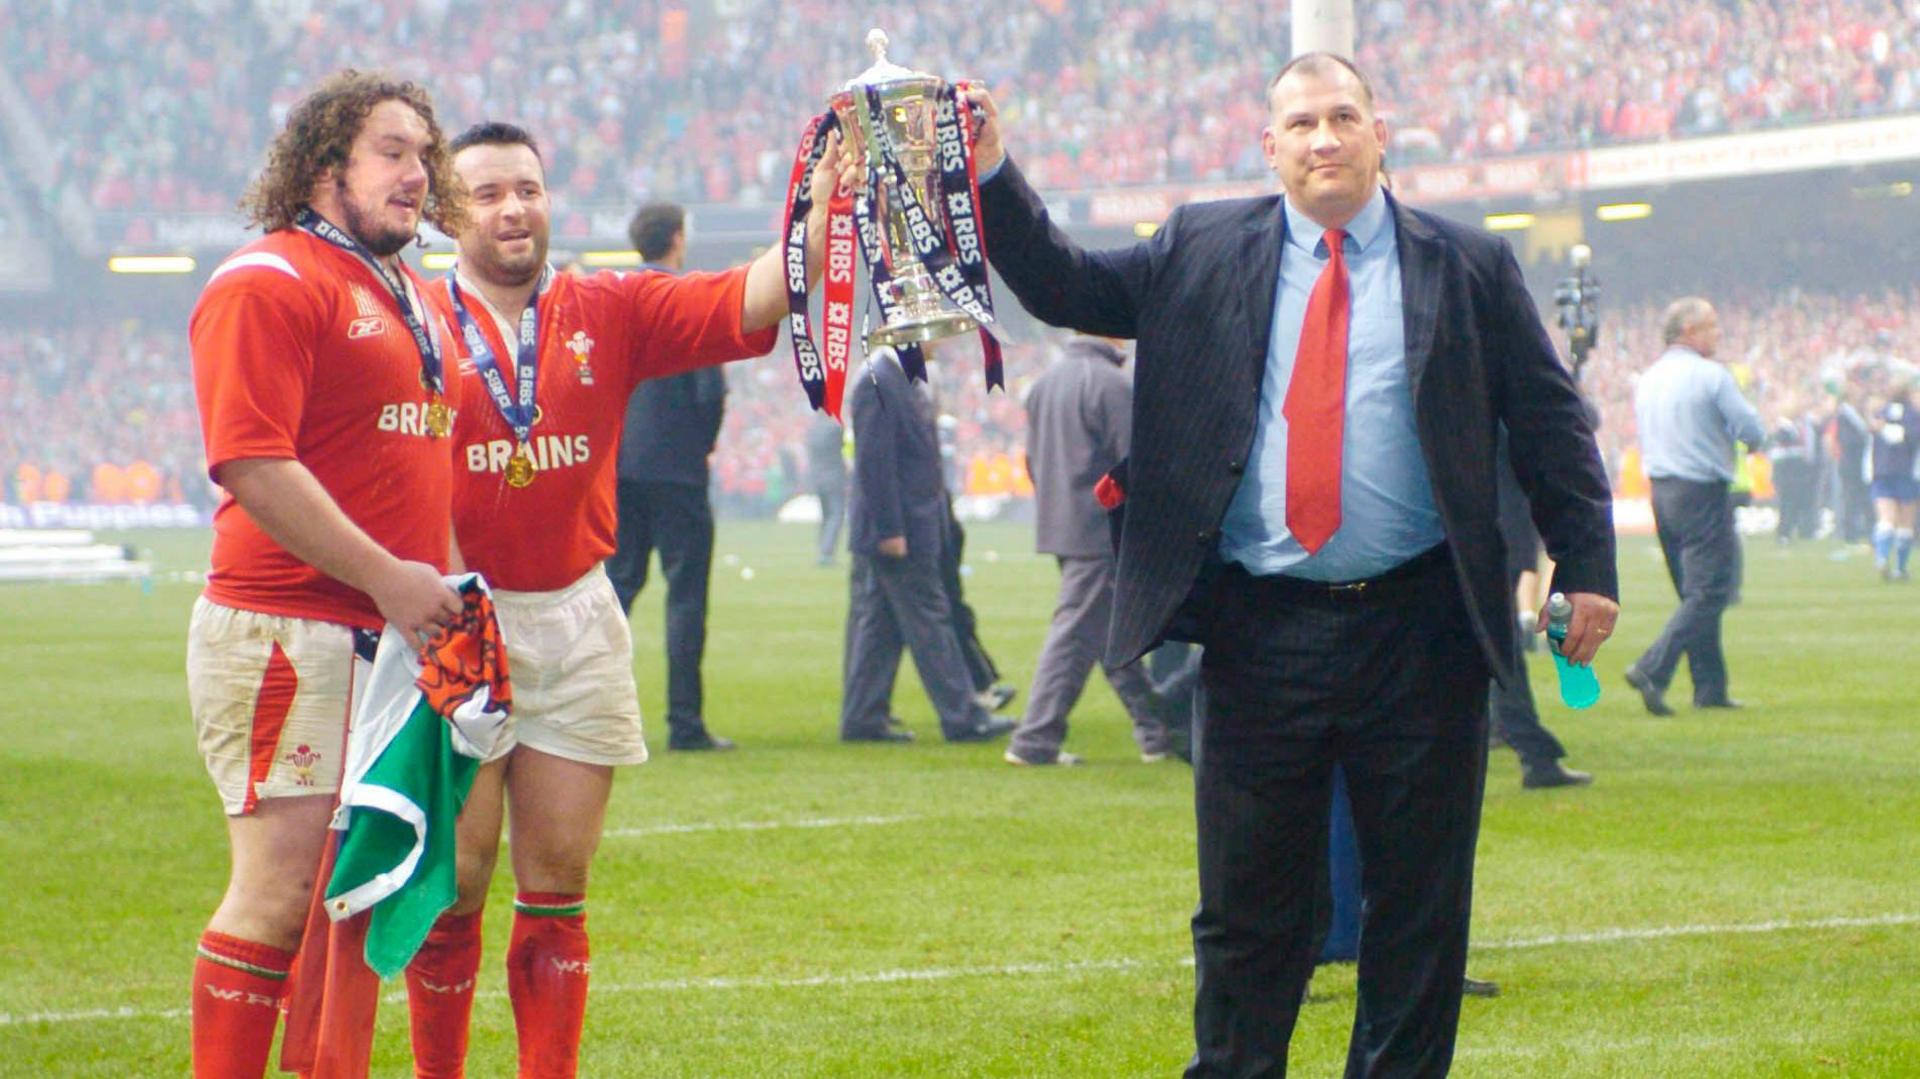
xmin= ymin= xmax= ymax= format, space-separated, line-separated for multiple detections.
xmin=831 ymin=29 xmax=980 ymax=348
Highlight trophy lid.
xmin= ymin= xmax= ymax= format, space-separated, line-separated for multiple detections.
xmin=841 ymin=28 xmax=929 ymax=90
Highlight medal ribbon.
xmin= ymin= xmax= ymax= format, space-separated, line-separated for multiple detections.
xmin=947 ymin=82 xmax=1005 ymax=391
xmin=296 ymin=208 xmax=444 ymax=395
xmin=781 ymin=114 xmax=834 ymax=413
xmin=821 ymin=186 xmax=856 ymax=418
xmin=447 ymin=273 xmax=544 ymax=446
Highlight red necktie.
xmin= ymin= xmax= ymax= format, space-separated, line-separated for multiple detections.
xmin=1282 ymin=228 xmax=1350 ymax=554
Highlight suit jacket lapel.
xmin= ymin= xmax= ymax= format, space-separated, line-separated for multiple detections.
xmin=1391 ymin=193 xmax=1442 ymax=405
xmin=1239 ymin=199 xmax=1287 ymax=382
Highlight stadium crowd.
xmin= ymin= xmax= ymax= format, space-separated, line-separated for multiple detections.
xmin=0 ymin=313 xmax=1039 ymax=514
xmin=7 ymin=288 xmax=1915 ymax=515
xmin=7 ymin=0 xmax=1920 ymax=226
xmin=1579 ymin=286 xmax=1920 ymax=478
xmin=0 ymin=321 xmax=209 ymax=508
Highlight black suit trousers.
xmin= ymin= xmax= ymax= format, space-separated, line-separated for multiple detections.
xmin=1488 ymin=568 xmax=1566 ymax=767
xmin=609 ymin=478 xmax=714 ymax=736
xmin=1187 ymin=554 xmax=1489 ymax=1079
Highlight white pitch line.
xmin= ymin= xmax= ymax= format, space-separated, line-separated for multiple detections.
xmin=601 ymin=814 xmax=923 ymax=838
xmin=591 ymin=956 xmax=1156 ymax=994
xmin=0 ymin=1004 xmax=189 ymax=1027
xmin=6 ymin=912 xmax=1916 ymax=1029
xmin=1475 ymin=911 xmax=1920 ymax=950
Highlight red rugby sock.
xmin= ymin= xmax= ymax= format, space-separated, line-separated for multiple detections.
xmin=191 ymin=930 xmax=294 ymax=1079
xmin=506 ymin=893 xmax=590 ymax=1079
xmin=406 ymin=909 xmax=485 ymax=1078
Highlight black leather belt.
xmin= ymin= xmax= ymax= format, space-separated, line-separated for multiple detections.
xmin=1225 ymin=543 xmax=1452 ymax=602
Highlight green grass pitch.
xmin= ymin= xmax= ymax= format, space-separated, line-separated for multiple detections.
xmin=1 ymin=524 xmax=1916 ymax=1076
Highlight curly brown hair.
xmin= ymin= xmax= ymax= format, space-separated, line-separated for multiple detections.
xmin=239 ymin=69 xmax=468 ymax=237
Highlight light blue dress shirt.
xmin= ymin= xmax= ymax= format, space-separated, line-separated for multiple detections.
xmin=1219 ymin=188 xmax=1445 ymax=581
xmin=1633 ymin=346 xmax=1766 ymax=483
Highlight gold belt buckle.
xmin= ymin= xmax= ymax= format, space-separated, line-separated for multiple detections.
xmin=1329 ymin=579 xmax=1370 ymax=594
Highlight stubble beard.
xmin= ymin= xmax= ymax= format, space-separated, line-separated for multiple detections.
xmin=338 ymin=176 xmax=417 ymax=257
xmin=468 ymin=234 xmax=549 ymax=288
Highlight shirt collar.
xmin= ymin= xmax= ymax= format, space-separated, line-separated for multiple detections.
xmin=1283 ymin=185 xmax=1390 ymax=258
xmin=452 ymin=262 xmax=555 ymax=322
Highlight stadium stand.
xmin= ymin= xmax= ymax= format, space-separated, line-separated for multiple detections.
xmin=3 ymin=0 xmax=1919 ymax=518
xmin=5 ymin=0 xmax=1919 ymax=216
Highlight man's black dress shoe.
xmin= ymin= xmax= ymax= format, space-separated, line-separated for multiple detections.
xmin=668 ymin=730 xmax=736 ymax=751
xmin=1522 ymin=759 xmax=1594 ymax=789
xmin=1463 ymin=976 xmax=1500 ymax=998
xmin=1623 ymin=666 xmax=1675 ymax=717
xmin=1695 ymin=697 xmax=1745 ymax=709
xmin=842 ymin=726 xmax=914 ymax=743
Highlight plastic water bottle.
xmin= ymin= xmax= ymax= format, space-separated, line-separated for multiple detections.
xmin=1544 ymin=592 xmax=1601 ymax=709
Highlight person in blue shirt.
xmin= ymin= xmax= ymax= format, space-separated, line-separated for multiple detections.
xmin=964 ymin=52 xmax=1618 ymax=1076
xmin=1625 ymin=298 xmax=1768 ymax=714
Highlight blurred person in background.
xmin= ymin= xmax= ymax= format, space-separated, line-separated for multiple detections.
xmin=1867 ymin=372 xmax=1920 ymax=580
xmin=1625 ymin=298 xmax=1767 ymax=716
xmin=609 ymin=201 xmax=738 ymax=752
xmin=1492 ymin=434 xmax=1593 ymax=789
xmin=806 ymin=410 xmax=848 ymax=566
xmin=1767 ymin=389 xmax=1820 ymax=544
xmin=1005 ymin=336 xmax=1171 ymax=767
xmin=840 ymin=346 xmax=1017 ymax=746
xmin=1832 ymin=380 xmax=1875 ymax=544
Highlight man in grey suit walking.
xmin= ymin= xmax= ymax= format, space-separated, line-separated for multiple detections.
xmin=840 ymin=348 xmax=1016 ymax=745
xmin=1006 ymin=337 xmax=1172 ymax=766
xmin=806 ymin=411 xmax=847 ymax=566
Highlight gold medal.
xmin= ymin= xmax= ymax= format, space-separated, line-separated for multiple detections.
xmin=425 ymin=399 xmax=453 ymax=439
xmin=504 ymin=444 xmax=537 ymax=488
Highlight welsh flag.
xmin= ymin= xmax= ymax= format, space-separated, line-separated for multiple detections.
xmin=323 ymin=574 xmax=513 ymax=977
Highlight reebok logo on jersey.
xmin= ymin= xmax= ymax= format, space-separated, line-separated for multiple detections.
xmin=348 ymin=283 xmax=388 ymax=339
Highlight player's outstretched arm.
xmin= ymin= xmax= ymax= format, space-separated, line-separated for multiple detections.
xmin=219 ymin=457 xmax=462 ymax=644
xmin=741 ymin=130 xmax=858 ymax=334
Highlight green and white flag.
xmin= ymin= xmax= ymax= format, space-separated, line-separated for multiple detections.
xmin=324 ymin=574 xmax=512 ymax=978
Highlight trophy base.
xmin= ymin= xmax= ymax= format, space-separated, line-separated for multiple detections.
xmin=867 ymin=310 xmax=980 ymax=349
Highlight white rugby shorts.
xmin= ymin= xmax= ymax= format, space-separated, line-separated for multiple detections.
xmin=187 ymin=598 xmax=362 ymax=815
xmin=488 ymin=565 xmax=648 ymax=767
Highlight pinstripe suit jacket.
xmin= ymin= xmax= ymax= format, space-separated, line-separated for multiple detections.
xmin=979 ymin=159 xmax=1617 ymax=675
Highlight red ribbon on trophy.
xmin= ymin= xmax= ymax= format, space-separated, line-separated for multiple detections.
xmin=779 ymin=29 xmax=1006 ymax=420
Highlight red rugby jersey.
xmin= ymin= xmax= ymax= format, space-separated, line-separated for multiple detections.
xmin=190 ymin=229 xmax=462 ymax=629
xmin=433 ymin=266 xmax=776 ymax=592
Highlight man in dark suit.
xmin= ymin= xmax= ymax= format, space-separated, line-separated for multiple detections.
xmin=1492 ymin=434 xmax=1593 ymax=789
xmin=840 ymin=348 xmax=1016 ymax=744
xmin=965 ymin=53 xmax=1618 ymax=1075
xmin=608 ymin=202 xmax=734 ymax=751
